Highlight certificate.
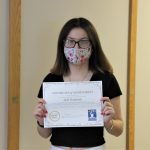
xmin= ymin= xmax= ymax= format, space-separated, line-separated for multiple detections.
xmin=43 ymin=81 xmax=104 ymax=128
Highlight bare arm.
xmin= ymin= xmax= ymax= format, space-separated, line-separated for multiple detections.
xmin=37 ymin=125 xmax=52 ymax=138
xmin=101 ymin=96 xmax=123 ymax=137
xmin=33 ymin=98 xmax=52 ymax=138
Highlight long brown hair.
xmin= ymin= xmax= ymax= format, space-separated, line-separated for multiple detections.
xmin=51 ymin=17 xmax=113 ymax=75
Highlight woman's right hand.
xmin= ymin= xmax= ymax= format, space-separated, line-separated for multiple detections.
xmin=33 ymin=98 xmax=47 ymax=126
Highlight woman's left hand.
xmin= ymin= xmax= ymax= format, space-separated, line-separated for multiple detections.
xmin=101 ymin=97 xmax=115 ymax=124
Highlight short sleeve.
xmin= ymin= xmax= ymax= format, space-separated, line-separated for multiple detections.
xmin=37 ymin=84 xmax=43 ymax=98
xmin=37 ymin=73 xmax=63 ymax=98
xmin=103 ymin=72 xmax=122 ymax=99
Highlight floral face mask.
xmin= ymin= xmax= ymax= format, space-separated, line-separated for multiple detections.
xmin=64 ymin=47 xmax=92 ymax=64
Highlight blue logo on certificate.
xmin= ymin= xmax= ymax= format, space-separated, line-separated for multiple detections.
xmin=88 ymin=109 xmax=97 ymax=121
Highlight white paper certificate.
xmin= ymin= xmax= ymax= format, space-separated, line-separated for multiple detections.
xmin=43 ymin=81 xmax=103 ymax=128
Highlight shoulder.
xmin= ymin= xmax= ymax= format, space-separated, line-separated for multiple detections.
xmin=92 ymin=70 xmax=120 ymax=90
xmin=92 ymin=71 xmax=122 ymax=99
xmin=103 ymin=71 xmax=117 ymax=81
xmin=101 ymin=71 xmax=119 ymax=86
xmin=42 ymin=73 xmax=63 ymax=82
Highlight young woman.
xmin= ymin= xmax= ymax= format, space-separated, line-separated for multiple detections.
xmin=33 ymin=17 xmax=123 ymax=150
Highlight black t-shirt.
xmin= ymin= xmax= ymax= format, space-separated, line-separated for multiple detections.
xmin=37 ymin=71 xmax=122 ymax=147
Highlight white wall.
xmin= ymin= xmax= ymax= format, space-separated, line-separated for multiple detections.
xmin=0 ymin=0 xmax=8 ymax=150
xmin=135 ymin=1 xmax=150 ymax=150
xmin=21 ymin=1 xmax=128 ymax=150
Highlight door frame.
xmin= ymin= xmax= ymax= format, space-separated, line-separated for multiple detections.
xmin=8 ymin=0 xmax=137 ymax=150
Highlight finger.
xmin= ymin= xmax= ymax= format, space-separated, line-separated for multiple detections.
xmin=103 ymin=101 xmax=113 ymax=107
xmin=104 ymin=108 xmax=114 ymax=114
xmin=38 ymin=98 xmax=46 ymax=105
xmin=37 ymin=99 xmax=47 ymax=112
xmin=35 ymin=110 xmax=46 ymax=118
xmin=35 ymin=114 xmax=46 ymax=121
xmin=34 ymin=108 xmax=43 ymax=117
xmin=34 ymin=106 xmax=47 ymax=116
xmin=101 ymin=97 xmax=110 ymax=111
xmin=101 ymin=97 xmax=110 ymax=103
xmin=37 ymin=104 xmax=47 ymax=110
xmin=39 ymin=107 xmax=48 ymax=116
xmin=37 ymin=104 xmax=48 ymax=114
xmin=102 ymin=106 xmax=114 ymax=115
xmin=101 ymin=101 xmax=113 ymax=112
